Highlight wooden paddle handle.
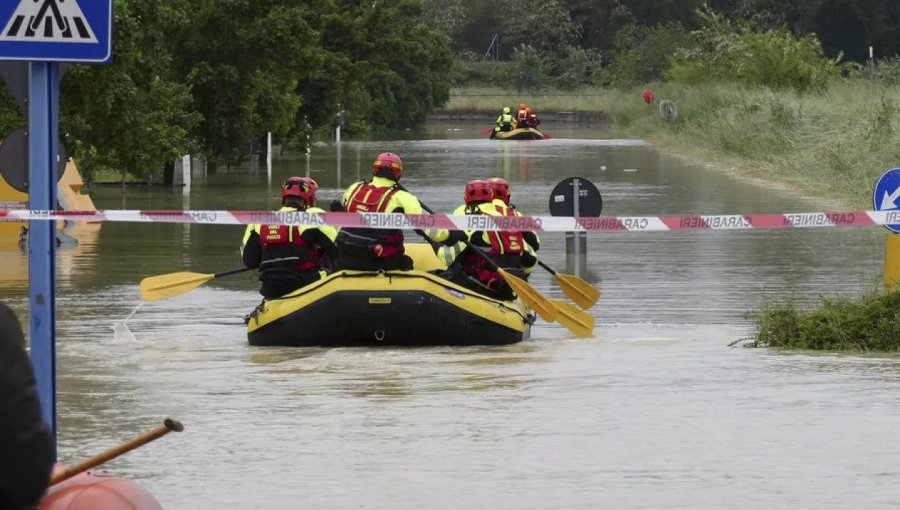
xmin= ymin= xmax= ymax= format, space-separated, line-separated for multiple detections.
xmin=50 ymin=418 xmax=184 ymax=486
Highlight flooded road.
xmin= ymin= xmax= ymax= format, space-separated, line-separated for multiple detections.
xmin=2 ymin=122 xmax=899 ymax=508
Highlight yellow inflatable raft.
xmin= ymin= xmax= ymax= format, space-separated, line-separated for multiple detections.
xmin=245 ymin=244 xmax=534 ymax=347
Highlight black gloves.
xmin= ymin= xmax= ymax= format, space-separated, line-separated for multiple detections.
xmin=329 ymin=199 xmax=343 ymax=212
xmin=443 ymin=230 xmax=465 ymax=245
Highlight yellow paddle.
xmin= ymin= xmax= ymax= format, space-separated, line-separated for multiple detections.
xmin=549 ymin=298 xmax=595 ymax=338
xmin=140 ymin=267 xmax=253 ymax=301
xmin=482 ymin=257 xmax=558 ymax=323
xmin=538 ymin=260 xmax=601 ymax=309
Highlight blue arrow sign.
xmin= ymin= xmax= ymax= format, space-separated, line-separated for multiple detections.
xmin=0 ymin=0 xmax=111 ymax=63
xmin=873 ymin=167 xmax=900 ymax=233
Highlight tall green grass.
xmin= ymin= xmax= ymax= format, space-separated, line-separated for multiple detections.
xmin=741 ymin=291 xmax=900 ymax=351
xmin=605 ymin=81 xmax=900 ymax=207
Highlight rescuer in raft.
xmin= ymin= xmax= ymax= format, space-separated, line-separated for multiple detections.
xmin=492 ymin=106 xmax=516 ymax=138
xmin=487 ymin=177 xmax=539 ymax=279
xmin=0 ymin=303 xmax=53 ymax=509
xmin=515 ymin=102 xmax=530 ymax=127
xmin=514 ymin=103 xmax=540 ymax=129
xmin=525 ymin=105 xmax=540 ymax=128
xmin=334 ymin=152 xmax=457 ymax=271
xmin=435 ymin=179 xmax=532 ymax=300
xmin=241 ymin=177 xmax=337 ymax=298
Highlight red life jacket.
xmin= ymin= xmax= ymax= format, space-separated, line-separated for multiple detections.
xmin=463 ymin=203 xmax=526 ymax=285
xmin=257 ymin=223 xmax=323 ymax=289
xmin=516 ymin=108 xmax=528 ymax=124
xmin=339 ymin=181 xmax=405 ymax=259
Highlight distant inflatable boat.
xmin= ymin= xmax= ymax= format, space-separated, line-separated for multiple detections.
xmin=490 ymin=127 xmax=545 ymax=140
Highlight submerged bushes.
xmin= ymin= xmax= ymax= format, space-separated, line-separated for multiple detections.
xmin=742 ymin=291 xmax=900 ymax=351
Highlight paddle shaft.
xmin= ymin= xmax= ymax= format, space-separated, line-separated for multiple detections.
xmin=537 ymin=259 xmax=556 ymax=275
xmin=49 ymin=418 xmax=184 ymax=486
xmin=217 ymin=267 xmax=255 ymax=278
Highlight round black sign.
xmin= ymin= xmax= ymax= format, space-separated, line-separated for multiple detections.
xmin=0 ymin=128 xmax=68 ymax=193
xmin=548 ymin=177 xmax=602 ymax=217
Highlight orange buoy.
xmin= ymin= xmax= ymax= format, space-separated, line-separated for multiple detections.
xmin=40 ymin=468 xmax=163 ymax=510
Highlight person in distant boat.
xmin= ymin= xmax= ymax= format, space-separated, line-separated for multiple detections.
xmin=0 ymin=302 xmax=53 ymax=510
xmin=493 ymin=106 xmax=516 ymax=137
xmin=436 ymin=179 xmax=527 ymax=300
xmin=526 ymin=106 xmax=540 ymax=128
xmin=334 ymin=152 xmax=455 ymax=271
xmin=515 ymin=102 xmax=530 ymax=128
xmin=241 ymin=176 xmax=337 ymax=299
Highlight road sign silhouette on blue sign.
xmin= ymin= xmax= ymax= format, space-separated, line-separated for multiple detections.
xmin=873 ymin=167 xmax=900 ymax=233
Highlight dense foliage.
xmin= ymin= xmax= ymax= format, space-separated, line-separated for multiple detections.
xmin=742 ymin=291 xmax=900 ymax=351
xmin=667 ymin=9 xmax=840 ymax=92
xmin=438 ymin=0 xmax=898 ymax=91
xmin=3 ymin=0 xmax=453 ymax=181
xmin=434 ymin=0 xmax=900 ymax=62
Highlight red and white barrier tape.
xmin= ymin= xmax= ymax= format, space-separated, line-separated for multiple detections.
xmin=1 ymin=209 xmax=898 ymax=233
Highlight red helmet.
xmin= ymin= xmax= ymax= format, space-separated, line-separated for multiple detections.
xmin=487 ymin=177 xmax=510 ymax=204
xmin=464 ymin=179 xmax=494 ymax=205
xmin=282 ymin=176 xmax=317 ymax=207
xmin=372 ymin=152 xmax=403 ymax=181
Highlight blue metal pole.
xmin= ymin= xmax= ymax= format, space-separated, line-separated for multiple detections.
xmin=28 ymin=61 xmax=60 ymax=458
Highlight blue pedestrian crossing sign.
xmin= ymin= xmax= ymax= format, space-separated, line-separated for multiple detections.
xmin=873 ymin=167 xmax=900 ymax=233
xmin=0 ymin=0 xmax=111 ymax=63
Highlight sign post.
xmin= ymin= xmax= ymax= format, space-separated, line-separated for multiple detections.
xmin=548 ymin=177 xmax=602 ymax=277
xmin=0 ymin=0 xmax=113 ymax=458
xmin=572 ymin=178 xmax=582 ymax=275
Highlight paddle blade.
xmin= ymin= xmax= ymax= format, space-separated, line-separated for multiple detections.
xmin=479 ymin=127 xmax=494 ymax=136
xmin=499 ymin=269 xmax=558 ymax=323
xmin=550 ymin=299 xmax=595 ymax=338
xmin=555 ymin=273 xmax=601 ymax=309
xmin=542 ymin=133 xmax=552 ymax=140
xmin=140 ymin=272 xmax=215 ymax=301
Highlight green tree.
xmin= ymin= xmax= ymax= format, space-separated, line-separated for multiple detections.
xmin=606 ymin=22 xmax=689 ymax=87
xmin=496 ymin=0 xmax=581 ymax=56
xmin=421 ymin=0 xmax=467 ymax=40
xmin=179 ymin=0 xmax=323 ymax=165
xmin=297 ymin=0 xmax=453 ymax=131
xmin=60 ymin=0 xmax=200 ymax=182
xmin=668 ymin=8 xmax=840 ymax=92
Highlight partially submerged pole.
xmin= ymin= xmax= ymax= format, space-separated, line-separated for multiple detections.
xmin=28 ymin=61 xmax=61 ymax=451
xmin=568 ymin=178 xmax=586 ymax=277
